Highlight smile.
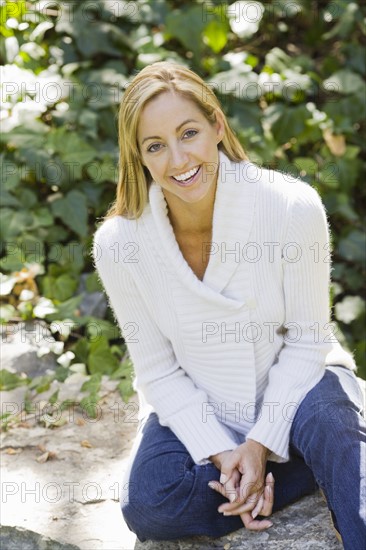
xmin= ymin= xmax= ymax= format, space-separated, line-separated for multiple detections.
xmin=171 ymin=166 xmax=201 ymax=186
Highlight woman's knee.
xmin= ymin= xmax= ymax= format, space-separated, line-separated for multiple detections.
xmin=120 ymin=454 xmax=195 ymax=540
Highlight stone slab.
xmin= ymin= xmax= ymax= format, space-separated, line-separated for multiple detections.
xmin=2 ymin=376 xmax=364 ymax=549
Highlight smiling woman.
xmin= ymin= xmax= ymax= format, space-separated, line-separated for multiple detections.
xmin=93 ymin=61 xmax=366 ymax=548
xmin=137 ymin=91 xmax=225 ymax=236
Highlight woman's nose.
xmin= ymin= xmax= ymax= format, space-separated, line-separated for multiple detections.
xmin=169 ymin=145 xmax=189 ymax=171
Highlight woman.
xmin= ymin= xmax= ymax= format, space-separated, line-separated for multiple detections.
xmin=93 ymin=62 xmax=365 ymax=548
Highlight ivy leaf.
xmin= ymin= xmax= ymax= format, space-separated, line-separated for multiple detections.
xmin=264 ymin=103 xmax=310 ymax=144
xmin=80 ymin=393 xmax=100 ymax=419
xmin=51 ymin=190 xmax=88 ymax=237
xmin=88 ymin=336 xmax=119 ymax=375
xmin=165 ymin=7 xmax=207 ymax=56
xmin=81 ymin=373 xmax=102 ymax=393
xmin=0 ymin=370 xmax=29 ymax=391
xmin=117 ymin=378 xmax=135 ymax=403
xmin=323 ymin=69 xmax=365 ymax=95
xmin=338 ymin=230 xmax=366 ymax=265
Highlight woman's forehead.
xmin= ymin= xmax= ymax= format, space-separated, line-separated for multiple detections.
xmin=137 ymin=93 xmax=204 ymax=139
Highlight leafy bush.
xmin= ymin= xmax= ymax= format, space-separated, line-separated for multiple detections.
xmin=1 ymin=0 xmax=365 ymax=398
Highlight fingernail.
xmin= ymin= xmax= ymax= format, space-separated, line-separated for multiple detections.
xmin=268 ymin=472 xmax=274 ymax=482
xmin=268 ymin=522 xmax=273 ymax=527
xmin=223 ymin=512 xmax=232 ymax=516
xmin=252 ymin=511 xmax=258 ymax=519
xmin=208 ymin=482 xmax=216 ymax=490
xmin=229 ymin=494 xmax=236 ymax=503
xmin=220 ymin=473 xmax=227 ymax=484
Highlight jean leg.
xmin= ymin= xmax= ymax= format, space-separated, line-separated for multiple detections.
xmin=121 ymin=412 xmax=318 ymax=541
xmin=290 ymin=366 xmax=366 ymax=550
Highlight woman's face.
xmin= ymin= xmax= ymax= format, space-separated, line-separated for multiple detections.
xmin=137 ymin=91 xmax=225 ymax=206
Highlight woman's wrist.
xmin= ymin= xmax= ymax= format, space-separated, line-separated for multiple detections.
xmin=208 ymin=449 xmax=233 ymax=469
xmin=245 ymin=438 xmax=271 ymax=460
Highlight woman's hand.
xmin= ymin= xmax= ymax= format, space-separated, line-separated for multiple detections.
xmin=209 ymin=440 xmax=274 ymax=531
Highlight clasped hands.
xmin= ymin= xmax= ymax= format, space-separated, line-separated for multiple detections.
xmin=208 ymin=439 xmax=275 ymax=531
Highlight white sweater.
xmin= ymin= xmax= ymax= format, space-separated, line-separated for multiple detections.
xmin=93 ymin=150 xmax=356 ymax=464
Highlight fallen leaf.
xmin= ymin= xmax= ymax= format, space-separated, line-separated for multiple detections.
xmin=5 ymin=447 xmax=22 ymax=455
xmin=76 ymin=418 xmax=85 ymax=426
xmin=80 ymin=440 xmax=92 ymax=448
xmin=50 ymin=417 xmax=68 ymax=428
xmin=224 ymin=544 xmax=231 ymax=550
xmin=37 ymin=444 xmax=47 ymax=453
xmin=36 ymin=451 xmax=50 ymax=463
xmin=36 ymin=450 xmax=57 ymax=463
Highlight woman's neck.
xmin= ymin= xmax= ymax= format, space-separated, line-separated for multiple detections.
xmin=163 ymin=180 xmax=217 ymax=236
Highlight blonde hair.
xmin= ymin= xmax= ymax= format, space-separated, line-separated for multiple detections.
xmin=106 ymin=61 xmax=248 ymax=219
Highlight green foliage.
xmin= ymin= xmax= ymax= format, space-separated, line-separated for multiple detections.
xmin=1 ymin=0 xmax=365 ymax=394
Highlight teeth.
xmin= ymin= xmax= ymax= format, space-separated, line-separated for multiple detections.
xmin=173 ymin=166 xmax=199 ymax=182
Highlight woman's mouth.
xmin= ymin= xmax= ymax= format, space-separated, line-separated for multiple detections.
xmin=170 ymin=165 xmax=201 ymax=187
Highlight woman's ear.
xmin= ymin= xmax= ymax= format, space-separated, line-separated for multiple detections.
xmin=214 ymin=110 xmax=225 ymax=144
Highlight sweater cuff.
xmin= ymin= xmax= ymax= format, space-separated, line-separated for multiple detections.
xmin=159 ymin=403 xmax=238 ymax=464
xmin=245 ymin=386 xmax=307 ymax=463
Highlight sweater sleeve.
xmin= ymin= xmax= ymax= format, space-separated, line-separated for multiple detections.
xmin=93 ymin=225 xmax=238 ymax=464
xmin=246 ymin=184 xmax=333 ymax=462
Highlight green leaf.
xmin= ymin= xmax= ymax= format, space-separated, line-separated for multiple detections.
xmin=80 ymin=393 xmax=100 ymax=419
xmin=110 ymin=359 xmax=133 ymax=380
xmin=165 ymin=7 xmax=207 ymax=56
xmin=293 ymin=157 xmax=318 ymax=175
xmin=86 ymin=157 xmax=116 ymax=184
xmin=203 ymin=20 xmax=227 ymax=53
xmin=86 ymin=318 xmax=119 ymax=341
xmin=28 ymin=374 xmax=53 ymax=393
xmin=54 ymin=366 xmax=70 ymax=383
xmin=81 ymin=372 xmax=102 ymax=393
xmin=0 ymin=370 xmax=29 ymax=391
xmin=323 ymin=69 xmax=365 ymax=95
xmin=88 ymin=348 xmax=119 ymax=375
xmin=210 ymin=68 xmax=259 ymax=100
xmin=0 ymin=188 xmax=21 ymax=207
xmin=338 ymin=231 xmax=366 ymax=265
xmin=53 ymin=274 xmax=78 ymax=302
xmin=72 ymin=338 xmax=90 ymax=364
xmin=32 ymin=207 xmax=54 ymax=228
xmin=51 ymin=190 xmax=88 ymax=237
xmin=264 ymin=104 xmax=309 ymax=144
xmin=0 ymin=304 xmax=17 ymax=323
xmin=117 ymin=378 xmax=135 ymax=403
xmin=0 ymin=208 xmax=33 ymax=239
xmin=85 ymin=272 xmax=103 ymax=292
xmin=45 ymin=295 xmax=82 ymax=321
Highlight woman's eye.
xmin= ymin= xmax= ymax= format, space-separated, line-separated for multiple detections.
xmin=184 ymin=130 xmax=197 ymax=138
xmin=147 ymin=143 xmax=162 ymax=153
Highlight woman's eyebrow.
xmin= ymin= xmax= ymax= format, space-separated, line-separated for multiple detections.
xmin=141 ymin=119 xmax=199 ymax=145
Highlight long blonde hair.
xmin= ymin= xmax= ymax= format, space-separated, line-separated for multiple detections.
xmin=106 ymin=61 xmax=248 ymax=219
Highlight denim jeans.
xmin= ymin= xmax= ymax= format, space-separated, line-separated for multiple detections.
xmin=121 ymin=366 xmax=366 ymax=550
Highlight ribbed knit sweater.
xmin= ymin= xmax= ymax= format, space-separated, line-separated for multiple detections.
xmin=93 ymin=150 xmax=356 ymax=464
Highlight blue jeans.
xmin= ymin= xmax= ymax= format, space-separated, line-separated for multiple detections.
xmin=121 ymin=366 xmax=366 ymax=550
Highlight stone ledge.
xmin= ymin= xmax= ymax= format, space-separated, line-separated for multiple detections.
xmin=0 ymin=526 xmax=81 ymax=550
xmin=134 ymin=491 xmax=343 ymax=550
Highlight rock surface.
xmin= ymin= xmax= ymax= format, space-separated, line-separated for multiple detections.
xmin=0 ymin=526 xmax=81 ymax=550
xmin=2 ymin=376 xmax=364 ymax=549
xmin=134 ymin=492 xmax=342 ymax=549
